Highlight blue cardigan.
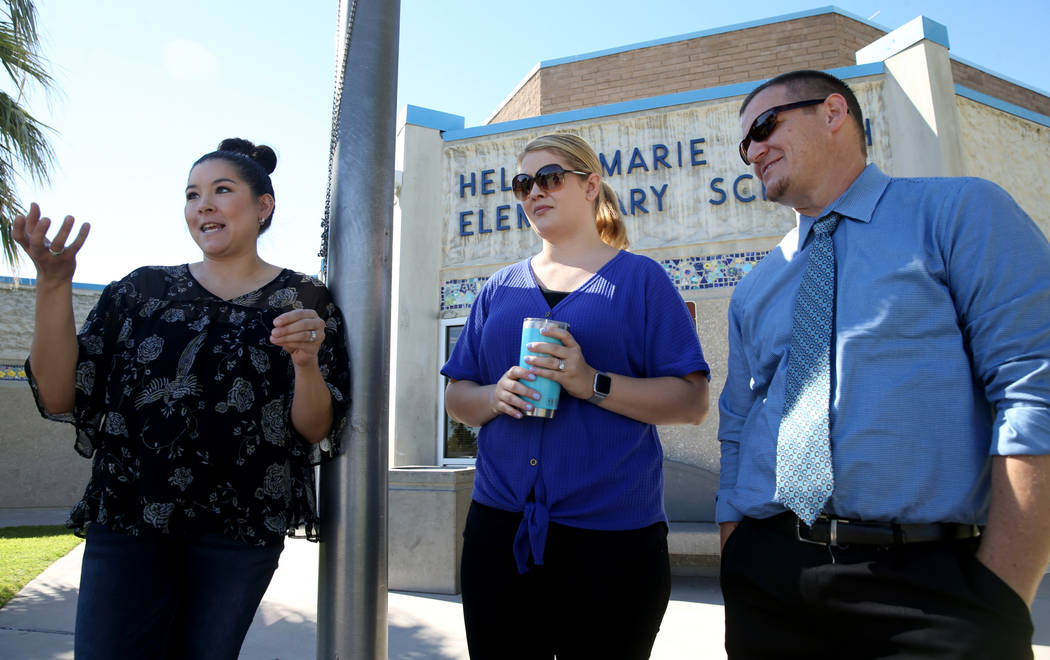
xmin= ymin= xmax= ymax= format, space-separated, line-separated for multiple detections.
xmin=443 ymin=250 xmax=709 ymax=572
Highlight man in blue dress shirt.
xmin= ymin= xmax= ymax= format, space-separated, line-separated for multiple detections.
xmin=718 ymin=69 xmax=1050 ymax=658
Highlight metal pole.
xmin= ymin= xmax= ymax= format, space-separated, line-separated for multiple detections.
xmin=318 ymin=0 xmax=399 ymax=658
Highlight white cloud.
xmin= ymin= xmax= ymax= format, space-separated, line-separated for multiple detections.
xmin=162 ymin=39 xmax=220 ymax=80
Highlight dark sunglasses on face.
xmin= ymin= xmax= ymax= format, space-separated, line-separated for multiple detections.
xmin=511 ymin=163 xmax=590 ymax=201
xmin=738 ymin=98 xmax=827 ymax=165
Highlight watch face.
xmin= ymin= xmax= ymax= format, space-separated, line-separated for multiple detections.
xmin=595 ymin=372 xmax=612 ymax=396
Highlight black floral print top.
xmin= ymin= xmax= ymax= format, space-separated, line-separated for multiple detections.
xmin=26 ymin=265 xmax=351 ymax=546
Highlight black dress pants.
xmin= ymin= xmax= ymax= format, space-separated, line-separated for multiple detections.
xmin=720 ymin=517 xmax=1034 ymax=659
xmin=460 ymin=501 xmax=671 ymax=660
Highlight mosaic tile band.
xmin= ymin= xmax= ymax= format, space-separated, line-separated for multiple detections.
xmin=0 ymin=363 xmax=28 ymax=382
xmin=441 ymin=250 xmax=771 ymax=312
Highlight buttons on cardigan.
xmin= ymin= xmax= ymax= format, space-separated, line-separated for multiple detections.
xmin=529 ymin=458 xmax=538 ymax=467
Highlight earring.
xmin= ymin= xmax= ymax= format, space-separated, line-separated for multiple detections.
xmin=258 ymin=218 xmax=265 ymax=226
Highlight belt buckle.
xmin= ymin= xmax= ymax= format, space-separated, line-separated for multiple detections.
xmin=795 ymin=517 xmax=831 ymax=546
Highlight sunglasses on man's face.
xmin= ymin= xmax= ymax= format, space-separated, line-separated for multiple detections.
xmin=511 ymin=164 xmax=590 ymax=201
xmin=738 ymin=98 xmax=827 ymax=165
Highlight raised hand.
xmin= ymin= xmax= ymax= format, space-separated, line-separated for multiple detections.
xmin=12 ymin=203 xmax=90 ymax=283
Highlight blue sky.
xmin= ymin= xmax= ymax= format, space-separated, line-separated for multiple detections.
xmin=6 ymin=0 xmax=1048 ymax=285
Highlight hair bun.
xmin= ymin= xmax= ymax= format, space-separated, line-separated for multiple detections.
xmin=249 ymin=145 xmax=277 ymax=175
xmin=216 ymin=137 xmax=277 ymax=175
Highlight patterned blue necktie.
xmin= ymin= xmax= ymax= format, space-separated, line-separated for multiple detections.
xmin=775 ymin=212 xmax=842 ymax=525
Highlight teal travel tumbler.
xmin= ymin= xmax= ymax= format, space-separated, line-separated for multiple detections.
xmin=519 ymin=317 xmax=570 ymax=418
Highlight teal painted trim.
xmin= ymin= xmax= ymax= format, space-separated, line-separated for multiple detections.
xmin=539 ymin=6 xmax=886 ymax=69
xmin=856 ymin=15 xmax=949 ymax=63
xmin=951 ymin=55 xmax=1050 ymax=98
xmin=919 ymin=16 xmax=949 ymax=50
xmin=400 ymin=105 xmax=465 ymax=132
xmin=442 ymin=63 xmax=885 ymax=142
xmin=0 ymin=275 xmax=107 ymax=290
xmin=955 ymin=85 xmax=1050 ymax=128
xmin=826 ymin=62 xmax=886 ymax=81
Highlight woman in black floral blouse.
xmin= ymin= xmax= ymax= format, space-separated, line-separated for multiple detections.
xmin=12 ymin=138 xmax=350 ymax=659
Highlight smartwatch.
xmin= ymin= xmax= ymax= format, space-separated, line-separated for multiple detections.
xmin=588 ymin=371 xmax=611 ymax=404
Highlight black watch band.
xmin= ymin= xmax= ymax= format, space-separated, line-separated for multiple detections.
xmin=588 ymin=371 xmax=611 ymax=404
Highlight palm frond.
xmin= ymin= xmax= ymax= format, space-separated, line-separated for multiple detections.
xmin=0 ymin=169 xmax=23 ymax=265
xmin=0 ymin=24 xmax=52 ymax=92
xmin=0 ymin=0 xmax=56 ymax=269
xmin=3 ymin=0 xmax=39 ymax=44
xmin=0 ymin=89 xmax=53 ymax=182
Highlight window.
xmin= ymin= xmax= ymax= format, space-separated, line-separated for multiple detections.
xmin=438 ymin=318 xmax=478 ymax=464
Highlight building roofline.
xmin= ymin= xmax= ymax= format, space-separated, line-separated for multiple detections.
xmin=484 ymin=6 xmax=885 ymax=123
xmin=448 ymin=63 xmax=886 ymax=142
xmin=0 ymin=274 xmax=107 ymax=291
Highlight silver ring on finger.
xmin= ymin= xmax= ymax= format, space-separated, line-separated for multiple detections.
xmin=49 ymin=246 xmax=65 ymax=256
xmin=558 ymin=360 xmax=566 ymax=371
xmin=309 ymin=329 xmax=317 ymax=342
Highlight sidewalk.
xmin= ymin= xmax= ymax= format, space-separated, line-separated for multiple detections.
xmin=2 ymin=509 xmax=1048 ymax=659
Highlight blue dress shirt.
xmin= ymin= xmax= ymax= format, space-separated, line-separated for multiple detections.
xmin=717 ymin=164 xmax=1050 ymax=525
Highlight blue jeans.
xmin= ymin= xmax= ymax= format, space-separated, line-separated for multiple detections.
xmin=75 ymin=523 xmax=283 ymax=660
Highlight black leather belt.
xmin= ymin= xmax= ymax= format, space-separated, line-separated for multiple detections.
xmin=752 ymin=512 xmax=981 ymax=547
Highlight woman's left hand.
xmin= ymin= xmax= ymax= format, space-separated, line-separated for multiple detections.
xmin=271 ymin=309 xmax=326 ymax=367
xmin=522 ymin=325 xmax=595 ymax=400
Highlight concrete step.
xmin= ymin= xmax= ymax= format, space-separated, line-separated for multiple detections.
xmin=669 ymin=521 xmax=720 ymax=577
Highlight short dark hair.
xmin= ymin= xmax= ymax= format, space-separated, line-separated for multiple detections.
xmin=740 ymin=70 xmax=867 ymax=158
xmin=192 ymin=138 xmax=278 ymax=233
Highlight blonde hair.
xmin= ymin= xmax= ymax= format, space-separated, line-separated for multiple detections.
xmin=519 ymin=134 xmax=629 ymax=250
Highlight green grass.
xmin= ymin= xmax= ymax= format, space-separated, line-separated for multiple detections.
xmin=0 ymin=525 xmax=83 ymax=608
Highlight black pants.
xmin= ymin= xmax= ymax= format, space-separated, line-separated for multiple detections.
xmin=460 ymin=501 xmax=671 ymax=660
xmin=720 ymin=517 xmax=1034 ymax=659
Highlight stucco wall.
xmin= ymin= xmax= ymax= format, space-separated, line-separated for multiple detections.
xmin=0 ymin=381 xmax=91 ymax=509
xmin=957 ymin=96 xmax=1050 ymax=235
xmin=0 ymin=282 xmax=102 ymax=508
xmin=0 ymin=281 xmax=102 ymax=362
xmin=391 ymin=123 xmax=451 ymax=466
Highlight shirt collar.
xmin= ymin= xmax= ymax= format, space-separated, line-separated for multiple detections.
xmin=795 ymin=163 xmax=890 ymax=252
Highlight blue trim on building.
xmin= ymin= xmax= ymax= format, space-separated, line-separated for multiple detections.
xmin=0 ymin=275 xmax=107 ymax=291
xmin=442 ymin=63 xmax=885 ymax=142
xmin=539 ymin=6 xmax=885 ymax=69
xmin=856 ymin=15 xmax=949 ymax=64
xmin=955 ymin=85 xmax=1050 ymax=128
xmin=400 ymin=105 xmax=465 ymax=132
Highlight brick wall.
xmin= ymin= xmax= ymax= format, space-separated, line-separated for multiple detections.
xmin=488 ymin=12 xmax=1049 ymax=123
xmin=489 ymin=75 xmax=543 ymax=125
xmin=952 ymin=60 xmax=1050 ymax=117
xmin=491 ymin=13 xmax=885 ymax=122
